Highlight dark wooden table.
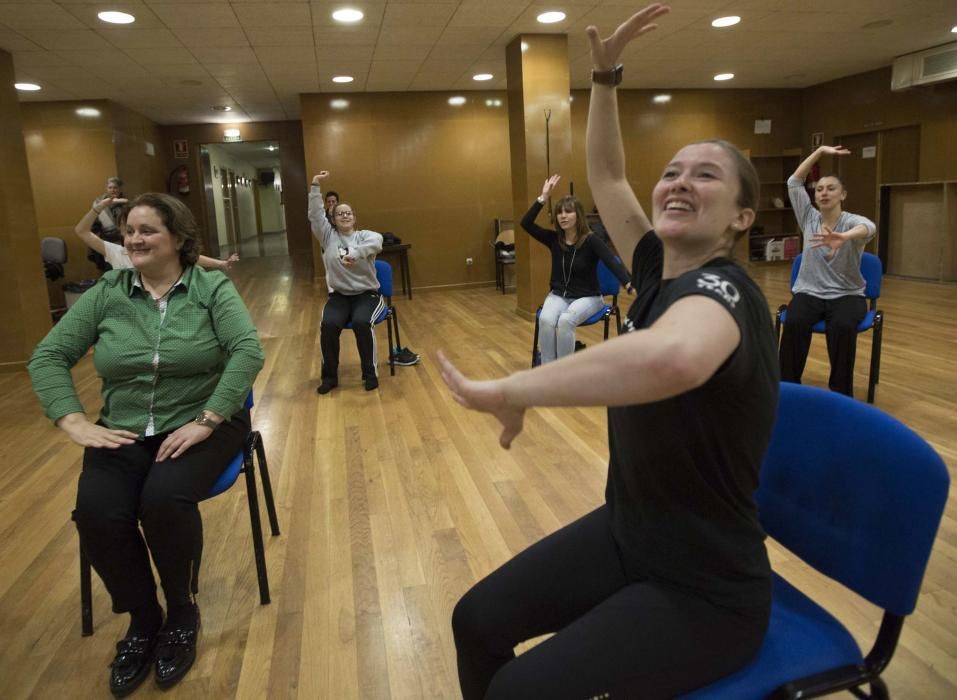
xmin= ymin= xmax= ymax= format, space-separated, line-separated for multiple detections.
xmin=380 ymin=243 xmax=412 ymax=299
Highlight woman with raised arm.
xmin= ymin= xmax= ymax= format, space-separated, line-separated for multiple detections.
xmin=440 ymin=5 xmax=778 ymax=698
xmin=521 ymin=174 xmax=632 ymax=363
xmin=779 ymin=146 xmax=876 ymax=396
xmin=308 ymin=171 xmax=384 ymax=394
xmin=75 ymin=198 xmax=239 ymax=271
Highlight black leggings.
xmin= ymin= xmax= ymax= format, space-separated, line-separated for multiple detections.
xmin=779 ymin=293 xmax=866 ymax=396
xmin=320 ymin=290 xmax=383 ymax=381
xmin=73 ymin=412 xmax=250 ymax=614
xmin=452 ymin=507 xmax=768 ymax=700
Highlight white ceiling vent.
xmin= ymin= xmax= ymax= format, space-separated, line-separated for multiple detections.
xmin=891 ymin=41 xmax=957 ymax=90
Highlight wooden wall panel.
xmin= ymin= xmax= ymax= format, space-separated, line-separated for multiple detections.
xmin=20 ymin=100 xmax=118 ymax=285
xmin=302 ymin=92 xmax=513 ymax=289
xmin=0 ymin=50 xmax=52 ymax=369
xmin=112 ymin=103 xmax=166 ymax=198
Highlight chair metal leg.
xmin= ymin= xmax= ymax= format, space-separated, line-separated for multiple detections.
xmin=603 ymin=314 xmax=610 ymax=340
xmin=80 ymin=545 xmax=93 ymax=636
xmin=531 ymin=313 xmax=541 ymax=367
xmin=868 ymin=313 xmax=883 ymax=404
xmin=386 ymin=309 xmax=396 ymax=376
xmin=869 ymin=676 xmax=889 ymax=700
xmin=614 ymin=307 xmax=622 ymax=335
xmin=253 ymin=433 xmax=280 ymax=537
xmin=242 ymin=439 xmax=271 ymax=605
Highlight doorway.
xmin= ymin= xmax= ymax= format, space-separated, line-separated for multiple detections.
xmin=198 ymin=140 xmax=287 ymax=258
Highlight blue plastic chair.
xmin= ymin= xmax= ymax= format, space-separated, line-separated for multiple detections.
xmin=531 ymin=259 xmax=623 ymax=367
xmin=776 ymin=252 xmax=884 ymax=403
xmin=681 ymin=383 xmax=949 ymax=700
xmin=344 ymin=259 xmax=401 ymax=376
xmin=79 ymin=392 xmax=280 ymax=635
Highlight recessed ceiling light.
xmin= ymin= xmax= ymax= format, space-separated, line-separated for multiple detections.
xmin=332 ymin=8 xmax=364 ymax=23
xmin=76 ymin=107 xmax=101 ymax=117
xmin=714 ymin=73 xmax=735 ymax=81
xmin=448 ymin=96 xmax=466 ymax=106
xmin=652 ymin=94 xmax=671 ymax=104
xmin=332 ymin=75 xmax=354 ymax=83
xmin=537 ymin=12 xmax=566 ymax=24
xmin=330 ymin=98 xmax=350 ymax=109
xmin=711 ymin=16 xmax=740 ymax=28
xmin=15 ymin=82 xmax=41 ymax=91
xmin=212 ymin=105 xmax=232 ymax=112
xmin=97 ymin=11 xmax=135 ymax=25
xmin=473 ymin=73 xmax=493 ymax=81
xmin=951 ymin=25 xmax=957 ymax=33
xmin=484 ymin=99 xmax=503 ymax=107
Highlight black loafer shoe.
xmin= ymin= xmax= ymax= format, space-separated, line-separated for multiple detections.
xmin=110 ymin=634 xmax=157 ymax=697
xmin=317 ymin=379 xmax=338 ymax=395
xmin=154 ymin=612 xmax=200 ymax=690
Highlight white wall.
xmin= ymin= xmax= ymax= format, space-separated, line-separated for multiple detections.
xmin=259 ymin=167 xmax=285 ymax=233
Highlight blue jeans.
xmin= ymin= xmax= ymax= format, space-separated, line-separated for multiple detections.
xmin=538 ymin=293 xmax=606 ymax=364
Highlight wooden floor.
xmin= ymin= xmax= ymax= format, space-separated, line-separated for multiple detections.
xmin=1 ymin=256 xmax=955 ymax=699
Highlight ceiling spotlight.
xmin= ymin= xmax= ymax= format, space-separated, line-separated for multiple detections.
xmin=537 ymin=12 xmax=566 ymax=24
xmin=212 ymin=105 xmax=232 ymax=112
xmin=76 ymin=107 xmax=101 ymax=117
xmin=473 ymin=73 xmax=493 ymax=81
xmin=330 ymin=98 xmax=350 ymax=109
xmin=652 ymin=94 xmax=671 ymax=104
xmin=332 ymin=76 xmax=354 ymax=83
xmin=448 ymin=96 xmax=466 ymax=106
xmin=98 ymin=11 xmax=135 ymax=24
xmin=332 ymin=8 xmax=364 ymax=23
xmin=713 ymin=73 xmax=735 ymax=81
xmin=951 ymin=25 xmax=957 ymax=33
xmin=15 ymin=82 xmax=41 ymax=91
xmin=711 ymin=16 xmax=740 ymax=28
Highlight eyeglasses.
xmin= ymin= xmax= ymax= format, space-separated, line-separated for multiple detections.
xmin=335 ymin=211 xmax=354 ymax=217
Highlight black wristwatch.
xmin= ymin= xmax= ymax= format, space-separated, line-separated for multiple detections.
xmin=592 ymin=64 xmax=623 ymax=86
xmin=194 ymin=413 xmax=220 ymax=430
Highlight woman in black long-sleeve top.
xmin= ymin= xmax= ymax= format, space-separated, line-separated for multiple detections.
xmin=521 ymin=174 xmax=632 ymax=363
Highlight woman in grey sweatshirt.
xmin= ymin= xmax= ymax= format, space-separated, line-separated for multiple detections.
xmin=779 ymin=145 xmax=876 ymax=397
xmin=308 ymin=172 xmax=384 ymax=394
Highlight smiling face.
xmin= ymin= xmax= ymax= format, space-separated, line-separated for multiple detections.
xmin=124 ymin=205 xmax=182 ymax=271
xmin=652 ymin=142 xmax=755 ymax=248
xmin=334 ymin=204 xmax=355 ymax=232
xmin=814 ymin=176 xmax=846 ymax=212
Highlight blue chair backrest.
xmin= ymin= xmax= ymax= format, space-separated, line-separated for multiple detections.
xmin=207 ymin=390 xmax=255 ymax=499
xmin=375 ymin=259 xmax=393 ymax=298
xmin=597 ymin=259 xmax=621 ymax=297
xmin=756 ymin=384 xmax=949 ymax=616
xmin=790 ymin=252 xmax=882 ymax=301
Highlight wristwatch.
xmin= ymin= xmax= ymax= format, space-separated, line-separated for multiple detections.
xmin=194 ymin=412 xmax=220 ymax=430
xmin=592 ymin=64 xmax=623 ymax=86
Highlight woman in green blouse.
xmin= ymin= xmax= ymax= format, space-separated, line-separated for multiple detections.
xmin=28 ymin=193 xmax=264 ymax=697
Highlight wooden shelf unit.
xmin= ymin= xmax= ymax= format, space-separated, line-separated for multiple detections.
xmin=745 ymin=151 xmax=802 ymax=263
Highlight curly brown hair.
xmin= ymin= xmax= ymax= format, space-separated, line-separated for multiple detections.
xmin=122 ymin=193 xmax=202 ymax=266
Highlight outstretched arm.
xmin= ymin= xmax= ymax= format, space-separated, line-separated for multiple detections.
xmin=308 ymin=171 xmax=336 ymax=249
xmin=438 ymin=293 xmax=739 ymax=448
xmin=198 ymin=253 xmax=239 ymax=271
xmin=585 ymin=5 xmax=668 ymax=263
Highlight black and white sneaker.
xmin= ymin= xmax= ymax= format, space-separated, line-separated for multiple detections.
xmin=393 ymin=347 xmax=420 ymax=366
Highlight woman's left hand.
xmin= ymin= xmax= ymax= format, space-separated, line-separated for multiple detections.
xmin=810 ymin=225 xmax=846 ymax=258
xmin=437 ymin=351 xmax=526 ymax=449
xmin=341 ymin=255 xmax=356 ymax=266
xmin=156 ymin=422 xmax=215 ymax=461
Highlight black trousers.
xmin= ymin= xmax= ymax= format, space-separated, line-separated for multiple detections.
xmin=320 ymin=290 xmax=383 ymax=381
xmin=779 ymin=293 xmax=867 ymax=396
xmin=73 ymin=411 xmax=250 ymax=614
xmin=452 ymin=506 xmax=769 ymax=700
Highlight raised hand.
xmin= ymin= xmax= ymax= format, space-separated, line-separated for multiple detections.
xmin=312 ymin=171 xmax=330 ymax=185
xmin=818 ymin=146 xmax=851 ymax=157
xmin=437 ymin=351 xmax=526 ymax=449
xmin=586 ymin=3 xmax=670 ymax=71
xmin=95 ymin=197 xmax=128 ymax=211
xmin=541 ymin=174 xmax=561 ymax=199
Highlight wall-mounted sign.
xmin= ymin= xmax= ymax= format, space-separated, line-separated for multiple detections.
xmin=173 ymin=139 xmax=188 ymax=159
xmin=145 ymin=141 xmax=155 ymax=157
xmin=811 ymin=132 xmax=824 ymax=148
xmin=862 ymin=146 xmax=877 ymax=159
xmin=754 ymin=119 xmax=771 ymax=134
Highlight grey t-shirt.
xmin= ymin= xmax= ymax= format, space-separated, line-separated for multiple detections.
xmin=308 ymin=187 xmax=383 ymax=294
xmin=787 ymin=175 xmax=875 ymax=299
